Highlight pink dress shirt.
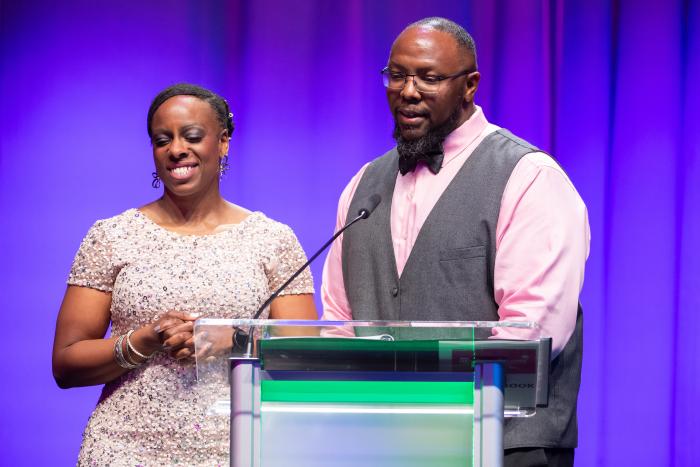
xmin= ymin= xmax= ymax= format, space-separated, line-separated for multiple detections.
xmin=321 ymin=107 xmax=590 ymax=356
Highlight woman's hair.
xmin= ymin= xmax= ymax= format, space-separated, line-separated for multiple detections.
xmin=146 ymin=83 xmax=235 ymax=139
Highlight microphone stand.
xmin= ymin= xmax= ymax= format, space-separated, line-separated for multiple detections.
xmin=241 ymin=206 xmax=377 ymax=358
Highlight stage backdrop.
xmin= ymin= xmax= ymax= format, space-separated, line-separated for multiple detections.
xmin=1 ymin=1 xmax=698 ymax=465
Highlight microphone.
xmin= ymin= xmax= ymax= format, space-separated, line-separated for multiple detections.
xmin=238 ymin=194 xmax=382 ymax=356
xmin=358 ymin=194 xmax=381 ymax=220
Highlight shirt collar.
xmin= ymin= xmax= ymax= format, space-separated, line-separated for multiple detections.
xmin=442 ymin=105 xmax=489 ymax=166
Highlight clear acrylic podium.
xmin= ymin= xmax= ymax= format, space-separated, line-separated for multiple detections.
xmin=194 ymin=319 xmax=550 ymax=467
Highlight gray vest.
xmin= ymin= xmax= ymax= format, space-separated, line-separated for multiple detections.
xmin=342 ymin=129 xmax=582 ymax=449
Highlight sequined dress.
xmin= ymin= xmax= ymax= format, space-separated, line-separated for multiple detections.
xmin=67 ymin=209 xmax=314 ymax=466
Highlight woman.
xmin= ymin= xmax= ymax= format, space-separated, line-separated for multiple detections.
xmin=52 ymin=83 xmax=317 ymax=465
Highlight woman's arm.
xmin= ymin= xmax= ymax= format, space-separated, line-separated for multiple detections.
xmin=268 ymin=294 xmax=318 ymax=336
xmin=269 ymin=294 xmax=317 ymax=320
xmin=52 ymin=285 xmax=197 ymax=388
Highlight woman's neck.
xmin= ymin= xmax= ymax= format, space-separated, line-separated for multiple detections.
xmin=156 ymin=188 xmax=227 ymax=225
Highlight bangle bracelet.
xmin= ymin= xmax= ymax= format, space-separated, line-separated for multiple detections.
xmin=122 ymin=333 xmax=139 ymax=366
xmin=114 ymin=334 xmax=140 ymax=369
xmin=126 ymin=330 xmax=153 ymax=360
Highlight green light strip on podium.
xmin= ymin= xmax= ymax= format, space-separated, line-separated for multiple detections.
xmin=260 ymin=338 xmax=475 ymax=353
xmin=261 ymin=380 xmax=474 ymax=405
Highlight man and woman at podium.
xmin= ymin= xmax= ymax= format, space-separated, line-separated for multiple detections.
xmin=52 ymin=16 xmax=588 ymax=467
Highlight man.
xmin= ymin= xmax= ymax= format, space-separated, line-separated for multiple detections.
xmin=321 ymin=17 xmax=589 ymax=467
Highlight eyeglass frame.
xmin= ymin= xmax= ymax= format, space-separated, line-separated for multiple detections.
xmin=380 ymin=66 xmax=475 ymax=94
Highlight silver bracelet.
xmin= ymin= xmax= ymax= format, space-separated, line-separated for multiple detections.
xmin=114 ymin=334 xmax=140 ymax=369
xmin=126 ymin=330 xmax=153 ymax=361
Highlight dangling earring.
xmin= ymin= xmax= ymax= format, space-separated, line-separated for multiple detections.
xmin=219 ymin=155 xmax=230 ymax=179
xmin=152 ymin=172 xmax=161 ymax=189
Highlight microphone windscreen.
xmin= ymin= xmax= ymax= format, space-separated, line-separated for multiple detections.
xmin=358 ymin=194 xmax=382 ymax=219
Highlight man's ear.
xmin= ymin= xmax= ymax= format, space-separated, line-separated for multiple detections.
xmin=464 ymin=71 xmax=480 ymax=104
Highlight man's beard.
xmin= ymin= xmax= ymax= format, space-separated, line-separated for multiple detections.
xmin=393 ymin=105 xmax=462 ymax=162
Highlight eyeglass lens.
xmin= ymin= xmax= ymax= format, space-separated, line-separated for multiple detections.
xmin=382 ymin=71 xmax=440 ymax=93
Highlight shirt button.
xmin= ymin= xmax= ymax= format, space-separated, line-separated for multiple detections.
xmin=391 ymin=287 xmax=399 ymax=297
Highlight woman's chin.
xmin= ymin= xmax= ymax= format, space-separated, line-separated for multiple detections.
xmin=164 ymin=178 xmax=219 ymax=198
xmin=164 ymin=182 xmax=199 ymax=198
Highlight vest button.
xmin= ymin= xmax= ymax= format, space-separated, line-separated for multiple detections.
xmin=391 ymin=287 xmax=399 ymax=297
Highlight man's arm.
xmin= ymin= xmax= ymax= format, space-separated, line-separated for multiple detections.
xmin=321 ymin=163 xmax=370 ymax=321
xmin=492 ymin=152 xmax=590 ymax=357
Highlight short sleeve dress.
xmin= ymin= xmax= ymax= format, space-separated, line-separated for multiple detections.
xmin=67 ymin=209 xmax=314 ymax=466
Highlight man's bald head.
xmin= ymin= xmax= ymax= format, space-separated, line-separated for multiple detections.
xmin=400 ymin=17 xmax=477 ymax=69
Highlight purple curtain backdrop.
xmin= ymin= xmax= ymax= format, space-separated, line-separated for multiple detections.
xmin=1 ymin=0 xmax=698 ymax=465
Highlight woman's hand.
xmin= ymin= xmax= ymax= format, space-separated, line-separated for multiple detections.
xmin=131 ymin=311 xmax=201 ymax=361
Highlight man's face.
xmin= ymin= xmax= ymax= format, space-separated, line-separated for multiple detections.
xmin=387 ymin=27 xmax=477 ymax=141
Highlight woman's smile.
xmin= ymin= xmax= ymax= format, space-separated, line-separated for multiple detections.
xmin=168 ymin=163 xmax=199 ymax=181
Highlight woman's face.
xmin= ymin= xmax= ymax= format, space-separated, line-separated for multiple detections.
xmin=150 ymin=95 xmax=229 ymax=197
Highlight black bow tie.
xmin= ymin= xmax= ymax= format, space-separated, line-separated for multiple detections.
xmin=398 ymin=151 xmax=444 ymax=175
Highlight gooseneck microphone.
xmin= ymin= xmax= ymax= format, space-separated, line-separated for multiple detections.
xmin=239 ymin=194 xmax=382 ymax=356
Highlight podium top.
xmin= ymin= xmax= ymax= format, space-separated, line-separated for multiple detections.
xmin=194 ymin=318 xmax=541 ymax=360
xmin=193 ymin=318 xmax=543 ymax=370
xmin=193 ymin=319 xmax=542 ymax=358
xmin=196 ymin=318 xmax=539 ymax=329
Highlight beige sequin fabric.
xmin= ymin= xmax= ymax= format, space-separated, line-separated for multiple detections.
xmin=67 ymin=208 xmax=314 ymax=466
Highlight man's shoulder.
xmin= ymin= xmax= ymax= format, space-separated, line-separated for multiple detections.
xmin=488 ymin=128 xmax=540 ymax=153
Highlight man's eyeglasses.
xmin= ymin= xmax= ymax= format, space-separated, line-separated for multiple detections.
xmin=381 ymin=67 xmax=473 ymax=94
